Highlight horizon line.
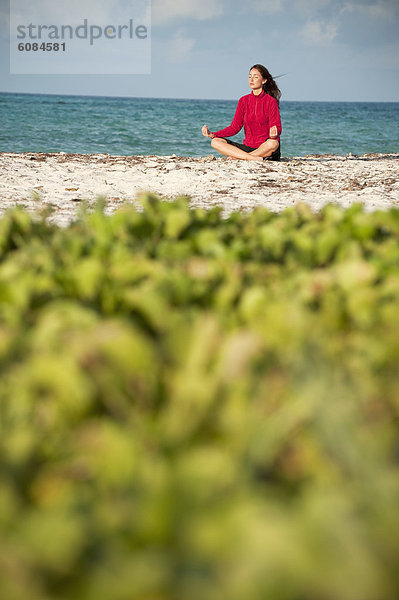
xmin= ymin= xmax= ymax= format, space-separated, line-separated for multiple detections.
xmin=0 ymin=90 xmax=398 ymax=103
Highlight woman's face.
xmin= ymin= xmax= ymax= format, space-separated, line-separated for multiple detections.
xmin=249 ymin=69 xmax=266 ymax=91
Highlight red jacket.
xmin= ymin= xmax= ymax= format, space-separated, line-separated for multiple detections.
xmin=213 ymin=90 xmax=281 ymax=147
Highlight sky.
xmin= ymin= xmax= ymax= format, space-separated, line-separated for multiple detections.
xmin=0 ymin=0 xmax=398 ymax=101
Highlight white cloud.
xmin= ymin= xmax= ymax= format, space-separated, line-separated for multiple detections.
xmin=300 ymin=18 xmax=338 ymax=45
xmin=152 ymin=0 xmax=224 ymax=26
xmin=341 ymin=0 xmax=398 ymax=20
xmin=167 ymin=29 xmax=195 ymax=63
xmin=8 ymin=0 xmax=151 ymax=28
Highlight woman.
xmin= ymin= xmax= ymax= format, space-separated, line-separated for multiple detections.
xmin=202 ymin=64 xmax=282 ymax=162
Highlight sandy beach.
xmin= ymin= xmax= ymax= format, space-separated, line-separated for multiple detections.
xmin=0 ymin=151 xmax=398 ymax=226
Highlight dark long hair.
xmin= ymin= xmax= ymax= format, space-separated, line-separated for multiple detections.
xmin=250 ymin=64 xmax=281 ymax=104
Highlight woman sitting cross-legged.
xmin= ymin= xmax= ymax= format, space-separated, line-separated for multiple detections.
xmin=202 ymin=63 xmax=282 ymax=162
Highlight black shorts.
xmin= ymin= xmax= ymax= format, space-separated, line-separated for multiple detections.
xmin=225 ymin=139 xmax=281 ymax=161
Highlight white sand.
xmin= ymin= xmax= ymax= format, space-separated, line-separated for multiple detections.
xmin=0 ymin=151 xmax=398 ymax=226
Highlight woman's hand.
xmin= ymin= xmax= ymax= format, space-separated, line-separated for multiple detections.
xmin=202 ymin=124 xmax=214 ymax=138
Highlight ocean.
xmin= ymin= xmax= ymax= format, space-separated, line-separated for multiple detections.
xmin=0 ymin=92 xmax=398 ymax=158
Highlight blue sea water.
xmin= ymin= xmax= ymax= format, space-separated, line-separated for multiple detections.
xmin=0 ymin=92 xmax=398 ymax=158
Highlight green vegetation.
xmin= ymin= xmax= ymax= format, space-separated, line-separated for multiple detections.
xmin=1 ymin=195 xmax=399 ymax=600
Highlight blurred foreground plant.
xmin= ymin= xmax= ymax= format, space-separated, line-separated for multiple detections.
xmin=0 ymin=196 xmax=399 ymax=600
